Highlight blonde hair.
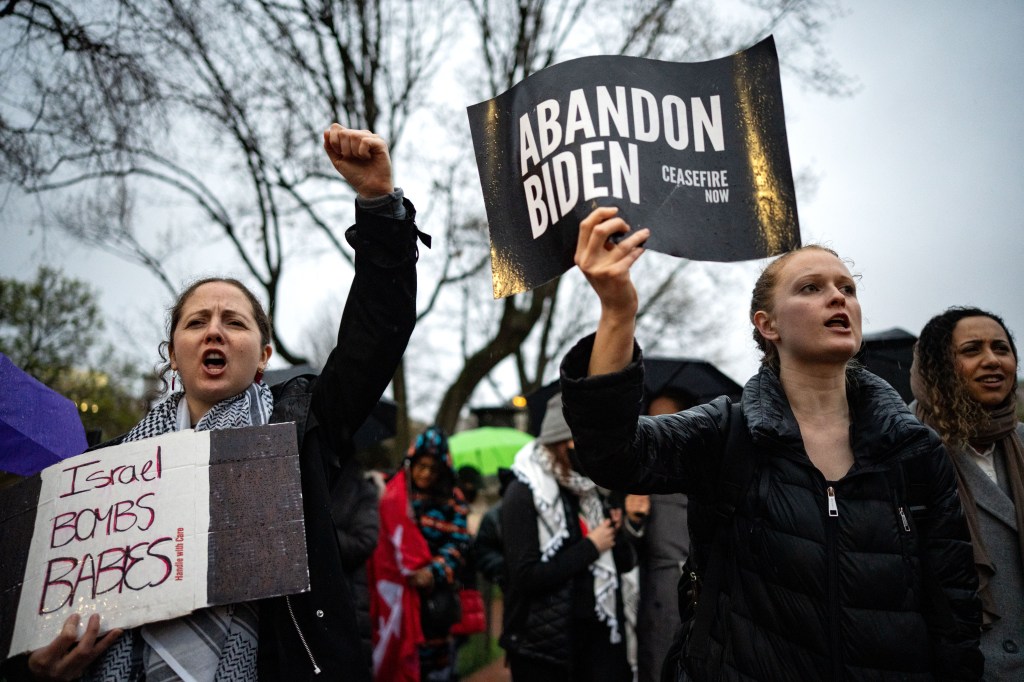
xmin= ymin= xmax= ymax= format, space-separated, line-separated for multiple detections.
xmin=748 ymin=245 xmax=841 ymax=373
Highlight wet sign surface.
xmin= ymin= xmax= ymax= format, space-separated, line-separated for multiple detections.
xmin=1 ymin=423 xmax=307 ymax=659
xmin=468 ymin=36 xmax=801 ymax=297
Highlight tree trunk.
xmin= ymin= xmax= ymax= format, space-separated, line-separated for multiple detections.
xmin=433 ymin=279 xmax=559 ymax=432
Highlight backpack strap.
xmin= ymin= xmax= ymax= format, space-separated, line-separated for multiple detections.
xmin=684 ymin=401 xmax=757 ymax=661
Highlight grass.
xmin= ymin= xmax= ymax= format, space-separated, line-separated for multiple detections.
xmin=457 ymin=632 xmax=504 ymax=677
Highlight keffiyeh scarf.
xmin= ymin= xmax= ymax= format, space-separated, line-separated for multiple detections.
xmin=85 ymin=382 xmax=273 ymax=682
xmin=511 ymin=441 xmax=621 ymax=644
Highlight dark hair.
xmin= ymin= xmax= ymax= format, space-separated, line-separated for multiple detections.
xmin=749 ymin=244 xmax=844 ymax=373
xmin=915 ymin=306 xmax=1018 ymax=449
xmin=457 ymin=465 xmax=483 ymax=504
xmin=157 ymin=277 xmax=272 ymax=389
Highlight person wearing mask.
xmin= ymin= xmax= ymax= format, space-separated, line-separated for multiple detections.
xmin=559 ymin=206 xmax=982 ymax=680
xmin=500 ymin=393 xmax=634 ymax=682
xmin=912 ymin=307 xmax=1024 ymax=680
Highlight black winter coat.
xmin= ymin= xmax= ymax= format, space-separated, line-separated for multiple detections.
xmin=500 ymin=478 xmax=634 ymax=667
xmin=560 ymin=335 xmax=983 ymax=682
xmin=0 ymin=201 xmax=420 ymax=682
xmin=257 ymin=199 xmax=418 ymax=681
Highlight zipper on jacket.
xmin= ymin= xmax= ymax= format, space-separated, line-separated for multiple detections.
xmin=897 ymin=505 xmax=911 ymax=533
xmin=286 ymin=595 xmax=322 ymax=675
xmin=826 ymin=486 xmax=838 ymax=517
xmin=825 ymin=484 xmax=841 ymax=681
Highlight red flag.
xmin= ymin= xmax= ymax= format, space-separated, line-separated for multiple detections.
xmin=370 ymin=468 xmax=432 ymax=682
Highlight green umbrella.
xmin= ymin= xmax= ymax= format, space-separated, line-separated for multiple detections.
xmin=448 ymin=426 xmax=532 ymax=476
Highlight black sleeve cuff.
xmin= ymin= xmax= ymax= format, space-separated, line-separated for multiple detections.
xmin=346 ymin=197 xmax=426 ymax=267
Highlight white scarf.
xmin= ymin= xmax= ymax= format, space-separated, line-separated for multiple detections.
xmin=87 ymin=382 xmax=272 ymax=682
xmin=511 ymin=441 xmax=621 ymax=643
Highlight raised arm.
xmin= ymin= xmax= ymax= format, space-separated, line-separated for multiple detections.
xmin=311 ymin=124 xmax=419 ymax=453
xmin=574 ymin=206 xmax=649 ymax=376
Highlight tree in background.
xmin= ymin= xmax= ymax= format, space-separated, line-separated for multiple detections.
xmin=2 ymin=0 xmax=854 ymax=454
xmin=0 ymin=266 xmax=101 ymax=385
xmin=0 ymin=266 xmax=145 ymax=440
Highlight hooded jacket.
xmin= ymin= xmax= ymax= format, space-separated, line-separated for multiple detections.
xmin=560 ymin=334 xmax=982 ymax=681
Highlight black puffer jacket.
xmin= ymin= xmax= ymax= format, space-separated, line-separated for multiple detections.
xmin=499 ymin=481 xmax=594 ymax=664
xmin=560 ymin=335 xmax=982 ymax=681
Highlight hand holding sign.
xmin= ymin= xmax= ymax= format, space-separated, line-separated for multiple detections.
xmin=575 ymin=207 xmax=649 ymax=377
xmin=27 ymin=614 xmax=121 ymax=682
xmin=1 ymin=425 xmax=305 ymax=661
xmin=575 ymin=207 xmax=647 ymax=320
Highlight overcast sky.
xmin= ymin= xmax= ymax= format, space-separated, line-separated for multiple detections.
xmin=2 ymin=1 xmax=1022 ymax=402
xmin=710 ymin=0 xmax=1024 ymax=382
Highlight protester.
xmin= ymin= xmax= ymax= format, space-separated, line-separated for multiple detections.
xmin=457 ymin=465 xmax=485 ymax=536
xmin=500 ymin=393 xmax=634 ymax=682
xmin=473 ymin=467 xmax=515 ymax=592
xmin=370 ymin=427 xmax=470 ymax=682
xmin=332 ymin=456 xmax=383 ymax=674
xmin=559 ymin=206 xmax=983 ymax=680
xmin=6 ymin=123 xmax=420 ymax=682
xmin=912 ymin=307 xmax=1024 ymax=680
xmin=622 ymin=390 xmax=693 ymax=682
xmin=451 ymin=464 xmax=487 ymax=666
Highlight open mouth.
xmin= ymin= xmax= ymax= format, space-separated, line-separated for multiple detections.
xmin=203 ymin=350 xmax=226 ymax=369
xmin=825 ymin=315 xmax=850 ymax=329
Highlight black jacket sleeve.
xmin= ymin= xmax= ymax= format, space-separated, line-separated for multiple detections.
xmin=913 ymin=438 xmax=983 ymax=680
xmin=473 ymin=504 xmax=507 ymax=589
xmin=310 ymin=199 xmax=419 ymax=457
xmin=560 ymin=333 xmax=729 ymax=498
xmin=501 ymin=481 xmax=599 ymax=596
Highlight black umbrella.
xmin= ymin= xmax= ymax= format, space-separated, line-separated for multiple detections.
xmin=525 ymin=356 xmax=742 ymax=434
xmin=856 ymin=328 xmax=917 ymax=403
xmin=643 ymin=356 xmax=743 ymax=407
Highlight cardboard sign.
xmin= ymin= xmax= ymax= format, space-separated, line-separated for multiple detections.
xmin=467 ymin=35 xmax=801 ymax=297
xmin=0 ymin=423 xmax=307 ymax=659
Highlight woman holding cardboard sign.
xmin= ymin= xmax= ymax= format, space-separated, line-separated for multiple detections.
xmin=557 ymin=206 xmax=982 ymax=680
xmin=9 ymin=124 xmax=422 ymax=682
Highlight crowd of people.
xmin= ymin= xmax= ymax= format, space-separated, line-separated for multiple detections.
xmin=1 ymin=120 xmax=1021 ymax=682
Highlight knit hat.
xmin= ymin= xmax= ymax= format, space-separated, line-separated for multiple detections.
xmin=537 ymin=393 xmax=572 ymax=444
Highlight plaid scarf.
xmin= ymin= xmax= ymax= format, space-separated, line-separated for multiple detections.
xmin=84 ymin=383 xmax=272 ymax=682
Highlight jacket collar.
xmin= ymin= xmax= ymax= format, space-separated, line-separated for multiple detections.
xmin=741 ymin=365 xmax=933 ymax=468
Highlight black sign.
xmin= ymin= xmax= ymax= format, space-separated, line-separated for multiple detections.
xmin=468 ymin=36 xmax=801 ymax=297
